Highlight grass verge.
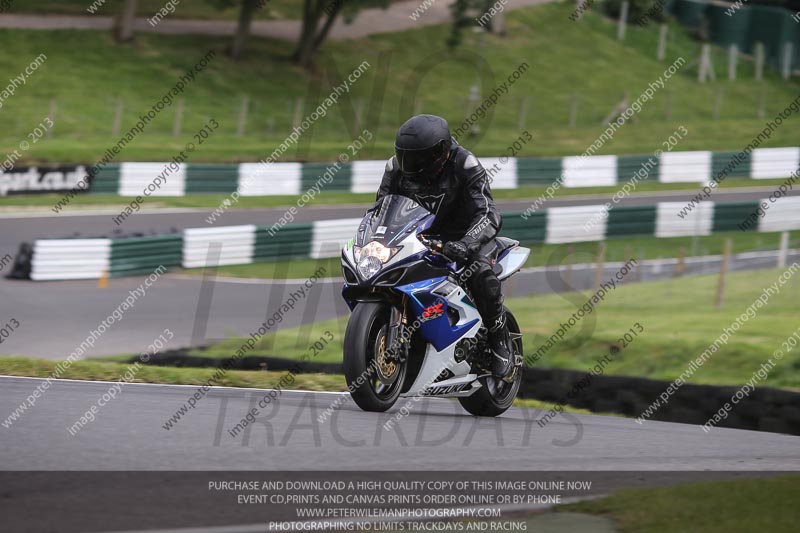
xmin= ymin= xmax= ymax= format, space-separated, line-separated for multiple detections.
xmin=558 ymin=474 xmax=800 ymax=533
xmin=0 ymin=356 xmax=344 ymax=391
xmin=0 ymin=356 xmax=594 ymax=413
xmin=174 ymin=266 xmax=800 ymax=388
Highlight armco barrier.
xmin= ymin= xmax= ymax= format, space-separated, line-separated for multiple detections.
xmin=7 ymin=147 xmax=794 ymax=198
xmin=182 ymin=224 xmax=316 ymax=268
xmin=118 ymin=162 xmax=186 ymax=196
xmin=15 ymin=197 xmax=800 ymax=281
xmin=30 ymin=239 xmax=111 ymax=281
xmin=183 ymin=225 xmax=257 ymax=268
xmin=111 ymin=234 xmax=182 ymax=277
xmin=151 ymin=147 xmax=799 ymax=195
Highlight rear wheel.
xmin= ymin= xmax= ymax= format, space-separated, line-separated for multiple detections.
xmin=458 ymin=308 xmax=522 ymax=417
xmin=343 ymin=302 xmax=406 ymax=412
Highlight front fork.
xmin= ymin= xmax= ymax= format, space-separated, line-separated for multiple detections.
xmin=384 ymin=299 xmax=408 ymax=364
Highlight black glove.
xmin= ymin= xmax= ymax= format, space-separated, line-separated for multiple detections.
xmin=443 ymin=240 xmax=470 ymax=263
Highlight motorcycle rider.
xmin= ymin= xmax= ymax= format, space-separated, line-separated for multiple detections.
xmin=373 ymin=114 xmax=516 ymax=381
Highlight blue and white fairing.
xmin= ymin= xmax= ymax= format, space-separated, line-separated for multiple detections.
xmin=341 ymin=194 xmax=529 ymax=398
xmin=394 ymin=276 xmax=484 ymax=397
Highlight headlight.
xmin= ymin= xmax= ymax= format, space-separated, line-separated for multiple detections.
xmin=357 ymin=256 xmax=383 ymax=279
xmin=353 ymin=241 xmax=400 ymax=264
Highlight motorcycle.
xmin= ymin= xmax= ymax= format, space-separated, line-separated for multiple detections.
xmin=340 ymin=194 xmax=530 ymax=417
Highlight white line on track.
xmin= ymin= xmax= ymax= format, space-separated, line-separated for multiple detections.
xmin=165 ymin=273 xmax=341 ymax=285
xmin=0 ymin=207 xmax=205 ymax=218
xmin=0 ymin=375 xmax=347 ymax=396
xmin=0 ymin=203 xmax=371 ymax=219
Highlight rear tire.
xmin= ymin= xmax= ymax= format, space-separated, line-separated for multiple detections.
xmin=458 ymin=308 xmax=522 ymax=417
xmin=343 ymin=302 xmax=406 ymax=412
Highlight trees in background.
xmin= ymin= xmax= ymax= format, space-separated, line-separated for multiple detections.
xmin=447 ymin=0 xmax=504 ymax=49
xmin=209 ymin=0 xmax=263 ymax=59
xmin=109 ymin=0 xmax=392 ymax=68
xmin=292 ymin=0 xmax=389 ymax=69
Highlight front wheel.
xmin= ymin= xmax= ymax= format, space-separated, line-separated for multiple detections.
xmin=343 ymin=302 xmax=406 ymax=412
xmin=458 ymin=308 xmax=523 ymax=417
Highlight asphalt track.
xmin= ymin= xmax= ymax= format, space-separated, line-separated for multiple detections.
xmin=3 ymin=376 xmax=798 ymax=471
xmin=1 ymin=187 xmax=797 ymax=259
xmin=1 ymin=376 xmax=798 ymax=531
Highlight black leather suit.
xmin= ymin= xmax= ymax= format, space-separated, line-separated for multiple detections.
xmin=375 ymin=140 xmax=505 ymax=325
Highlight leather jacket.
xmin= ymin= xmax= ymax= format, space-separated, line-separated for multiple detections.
xmin=375 ymin=140 xmax=502 ymax=249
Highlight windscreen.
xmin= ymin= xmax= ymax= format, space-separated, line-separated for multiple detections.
xmin=356 ymin=194 xmax=432 ymax=247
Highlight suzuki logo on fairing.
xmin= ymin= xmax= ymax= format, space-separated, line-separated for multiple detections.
xmin=421 ymin=302 xmax=444 ymax=322
xmin=423 ymin=383 xmax=471 ymax=396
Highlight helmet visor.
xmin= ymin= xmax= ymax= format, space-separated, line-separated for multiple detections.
xmin=395 ymin=142 xmax=446 ymax=175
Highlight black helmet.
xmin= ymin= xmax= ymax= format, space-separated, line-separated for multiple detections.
xmin=394 ymin=114 xmax=452 ymax=179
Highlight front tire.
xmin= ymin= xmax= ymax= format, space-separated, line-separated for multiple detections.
xmin=343 ymin=302 xmax=406 ymax=412
xmin=458 ymin=308 xmax=523 ymax=417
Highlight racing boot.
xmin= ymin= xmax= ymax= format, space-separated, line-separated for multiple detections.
xmin=488 ymin=313 xmax=514 ymax=382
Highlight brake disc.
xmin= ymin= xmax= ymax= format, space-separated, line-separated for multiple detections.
xmin=375 ymin=333 xmax=399 ymax=385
